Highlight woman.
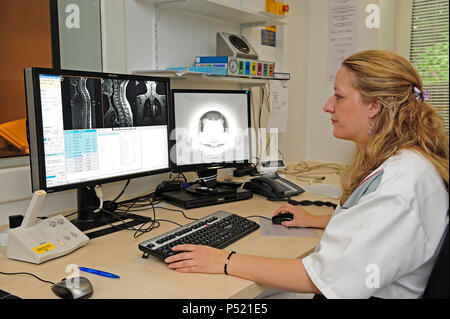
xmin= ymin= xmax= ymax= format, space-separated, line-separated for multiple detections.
xmin=164 ymin=50 xmax=449 ymax=299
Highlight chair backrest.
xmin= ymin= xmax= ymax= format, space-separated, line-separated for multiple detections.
xmin=422 ymin=223 xmax=449 ymax=299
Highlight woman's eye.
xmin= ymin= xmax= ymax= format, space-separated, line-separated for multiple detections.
xmin=335 ymin=94 xmax=342 ymax=100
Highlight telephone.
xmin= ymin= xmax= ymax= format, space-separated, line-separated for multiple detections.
xmin=243 ymin=174 xmax=305 ymax=199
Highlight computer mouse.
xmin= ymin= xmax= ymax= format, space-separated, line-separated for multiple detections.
xmin=272 ymin=212 xmax=294 ymax=225
xmin=51 ymin=277 xmax=94 ymax=299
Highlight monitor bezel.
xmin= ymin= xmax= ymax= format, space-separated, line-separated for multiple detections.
xmin=169 ymin=88 xmax=252 ymax=173
xmin=24 ymin=67 xmax=172 ymax=193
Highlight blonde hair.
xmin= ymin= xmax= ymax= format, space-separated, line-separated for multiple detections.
xmin=340 ymin=50 xmax=449 ymax=206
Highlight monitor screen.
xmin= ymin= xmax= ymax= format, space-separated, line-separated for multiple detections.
xmin=170 ymin=89 xmax=251 ymax=172
xmin=25 ymin=68 xmax=171 ymax=193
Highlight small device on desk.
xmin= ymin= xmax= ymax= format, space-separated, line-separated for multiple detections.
xmin=259 ymin=159 xmax=286 ymax=175
xmin=243 ymin=174 xmax=305 ymax=199
xmin=51 ymin=277 xmax=94 ymax=299
xmin=7 ymin=190 xmax=89 ymax=264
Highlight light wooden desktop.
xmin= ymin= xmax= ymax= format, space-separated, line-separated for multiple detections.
xmin=0 ymin=173 xmax=339 ymax=299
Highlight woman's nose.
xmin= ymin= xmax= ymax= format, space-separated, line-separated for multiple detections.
xmin=323 ymin=96 xmax=334 ymax=113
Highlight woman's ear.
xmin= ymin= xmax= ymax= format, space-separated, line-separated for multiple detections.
xmin=368 ymin=99 xmax=381 ymax=119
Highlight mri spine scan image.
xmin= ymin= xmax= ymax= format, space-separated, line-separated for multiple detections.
xmin=113 ymin=79 xmax=133 ymax=127
xmin=69 ymin=77 xmax=95 ymax=129
xmin=62 ymin=76 xmax=167 ymax=130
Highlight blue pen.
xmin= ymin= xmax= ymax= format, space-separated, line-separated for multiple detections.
xmin=79 ymin=267 xmax=120 ymax=279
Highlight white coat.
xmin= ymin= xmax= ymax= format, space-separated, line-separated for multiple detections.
xmin=302 ymin=149 xmax=449 ymax=298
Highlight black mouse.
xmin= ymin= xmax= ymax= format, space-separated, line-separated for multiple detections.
xmin=51 ymin=277 xmax=94 ymax=299
xmin=272 ymin=212 xmax=294 ymax=225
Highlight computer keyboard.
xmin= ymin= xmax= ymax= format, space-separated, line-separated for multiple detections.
xmin=138 ymin=210 xmax=259 ymax=260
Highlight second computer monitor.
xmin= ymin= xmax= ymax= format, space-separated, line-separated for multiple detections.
xmin=170 ymin=89 xmax=252 ymax=173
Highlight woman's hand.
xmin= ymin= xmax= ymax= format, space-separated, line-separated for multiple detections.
xmin=164 ymin=244 xmax=229 ymax=274
xmin=273 ymin=204 xmax=329 ymax=229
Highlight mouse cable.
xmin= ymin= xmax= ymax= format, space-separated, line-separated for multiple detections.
xmin=0 ymin=271 xmax=55 ymax=285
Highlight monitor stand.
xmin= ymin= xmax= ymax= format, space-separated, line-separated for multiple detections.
xmin=186 ymin=169 xmax=240 ymax=196
xmin=70 ymin=186 xmax=152 ymax=239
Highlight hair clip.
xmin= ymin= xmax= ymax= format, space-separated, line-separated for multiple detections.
xmin=413 ymin=86 xmax=430 ymax=101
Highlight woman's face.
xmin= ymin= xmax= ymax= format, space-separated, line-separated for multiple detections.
xmin=323 ymin=67 xmax=377 ymax=145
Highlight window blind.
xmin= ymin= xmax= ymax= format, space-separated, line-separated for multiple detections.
xmin=409 ymin=0 xmax=449 ymax=134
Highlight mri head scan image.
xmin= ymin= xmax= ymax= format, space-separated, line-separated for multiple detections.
xmin=198 ymin=110 xmax=230 ymax=148
xmin=173 ymin=92 xmax=250 ymax=165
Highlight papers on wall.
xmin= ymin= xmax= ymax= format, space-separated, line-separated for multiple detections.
xmin=327 ymin=0 xmax=358 ymax=81
xmin=267 ymin=80 xmax=289 ymax=133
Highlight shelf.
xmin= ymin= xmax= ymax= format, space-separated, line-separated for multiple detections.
xmin=132 ymin=69 xmax=269 ymax=87
xmin=153 ymin=0 xmax=287 ymax=27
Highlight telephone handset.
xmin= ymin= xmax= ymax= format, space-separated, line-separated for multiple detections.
xmin=243 ymin=175 xmax=305 ymax=199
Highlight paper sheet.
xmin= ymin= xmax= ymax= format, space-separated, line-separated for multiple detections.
xmin=327 ymin=0 xmax=358 ymax=81
xmin=267 ymin=80 xmax=289 ymax=133
xmin=259 ymin=218 xmax=320 ymax=238
xmin=302 ymin=184 xmax=342 ymax=199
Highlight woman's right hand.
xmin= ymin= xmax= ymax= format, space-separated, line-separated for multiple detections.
xmin=273 ymin=204 xmax=327 ymax=229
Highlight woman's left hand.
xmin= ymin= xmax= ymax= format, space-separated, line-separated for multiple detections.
xmin=164 ymin=244 xmax=229 ymax=274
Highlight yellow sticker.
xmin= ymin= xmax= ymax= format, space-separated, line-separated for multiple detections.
xmin=33 ymin=243 xmax=55 ymax=255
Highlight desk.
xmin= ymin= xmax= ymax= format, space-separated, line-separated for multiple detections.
xmin=0 ymin=174 xmax=338 ymax=299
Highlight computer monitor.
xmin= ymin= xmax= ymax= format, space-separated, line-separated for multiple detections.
xmin=169 ymin=89 xmax=252 ymax=187
xmin=24 ymin=67 xmax=171 ymax=232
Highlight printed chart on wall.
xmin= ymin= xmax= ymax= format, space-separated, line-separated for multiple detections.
xmin=268 ymin=80 xmax=289 ymax=133
xmin=327 ymin=0 xmax=358 ymax=81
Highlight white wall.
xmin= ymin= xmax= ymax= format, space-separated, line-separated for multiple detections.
xmin=0 ymin=0 xmax=407 ymax=225
xmin=305 ymin=0 xmax=398 ymax=164
xmin=101 ymin=0 xmax=127 ymax=73
xmin=124 ymin=0 xmax=309 ymax=164
xmin=274 ymin=0 xmax=309 ymax=164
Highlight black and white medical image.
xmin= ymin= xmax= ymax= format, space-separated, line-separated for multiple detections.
xmin=61 ymin=76 xmax=168 ymax=130
xmin=103 ymin=80 xmax=167 ymax=128
xmin=61 ymin=77 xmax=103 ymax=130
xmin=173 ymin=92 xmax=250 ymax=165
xmin=198 ymin=111 xmax=230 ymax=148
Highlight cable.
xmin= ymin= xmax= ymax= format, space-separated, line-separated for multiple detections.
xmin=111 ymin=179 xmax=130 ymax=204
xmin=280 ymin=161 xmax=345 ymax=183
xmin=0 ymin=271 xmax=55 ymax=285
xmin=154 ymin=219 xmax=183 ymax=227
xmin=268 ymin=197 xmax=337 ymax=209
xmin=169 ymin=172 xmax=187 ymax=183
xmin=157 ymin=206 xmax=198 ymax=221
xmin=94 ymin=185 xmax=103 ymax=212
xmin=61 ymin=181 xmax=200 ymax=239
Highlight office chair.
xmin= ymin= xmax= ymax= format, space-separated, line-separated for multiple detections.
xmin=422 ymin=220 xmax=449 ymax=299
